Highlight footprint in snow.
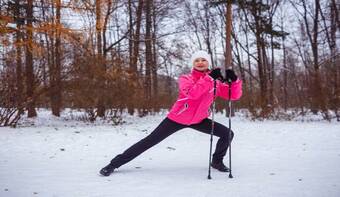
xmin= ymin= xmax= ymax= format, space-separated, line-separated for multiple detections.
xmin=167 ymin=146 xmax=176 ymax=151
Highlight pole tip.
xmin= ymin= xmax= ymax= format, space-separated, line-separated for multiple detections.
xmin=228 ymin=173 xmax=233 ymax=178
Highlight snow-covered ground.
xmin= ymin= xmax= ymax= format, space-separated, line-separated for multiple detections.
xmin=0 ymin=110 xmax=339 ymax=197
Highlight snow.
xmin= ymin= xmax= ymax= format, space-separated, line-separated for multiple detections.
xmin=0 ymin=110 xmax=340 ymax=197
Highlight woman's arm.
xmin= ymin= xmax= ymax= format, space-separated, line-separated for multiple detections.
xmin=179 ymin=75 xmax=214 ymax=100
xmin=216 ymin=79 xmax=243 ymax=100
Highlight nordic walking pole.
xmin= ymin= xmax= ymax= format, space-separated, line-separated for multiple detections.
xmin=207 ymin=79 xmax=217 ymax=180
xmin=227 ymin=78 xmax=233 ymax=178
xmin=225 ymin=0 xmax=233 ymax=178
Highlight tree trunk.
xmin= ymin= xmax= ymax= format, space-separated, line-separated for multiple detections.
xmin=151 ymin=2 xmax=158 ymax=111
xmin=225 ymin=1 xmax=235 ymax=117
xmin=40 ymin=0 xmax=49 ymax=90
xmin=25 ymin=0 xmax=37 ymax=117
xmin=269 ymin=28 xmax=275 ymax=107
xmin=311 ymin=0 xmax=322 ymax=113
xmin=49 ymin=0 xmax=56 ymax=113
xmin=15 ymin=0 xmax=24 ymax=114
xmin=225 ymin=2 xmax=232 ymax=69
xmin=128 ymin=0 xmax=134 ymax=70
xmin=96 ymin=0 xmax=105 ymax=117
xmin=127 ymin=0 xmax=134 ymax=115
xmin=254 ymin=13 xmax=267 ymax=114
xmin=330 ymin=0 xmax=339 ymax=120
xmin=132 ymin=0 xmax=144 ymax=75
xmin=268 ymin=0 xmax=280 ymax=109
xmin=51 ymin=0 xmax=62 ymax=117
xmin=313 ymin=0 xmax=327 ymax=117
xmin=302 ymin=0 xmax=324 ymax=114
xmin=330 ymin=0 xmax=340 ymax=32
xmin=282 ymin=18 xmax=288 ymax=111
xmin=144 ymin=0 xmax=152 ymax=112
xmin=128 ymin=0 xmax=144 ymax=115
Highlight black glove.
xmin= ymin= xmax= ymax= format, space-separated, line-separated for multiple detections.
xmin=225 ymin=69 xmax=238 ymax=83
xmin=209 ymin=68 xmax=224 ymax=81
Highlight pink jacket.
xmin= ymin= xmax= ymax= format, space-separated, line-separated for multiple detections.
xmin=167 ymin=69 xmax=242 ymax=125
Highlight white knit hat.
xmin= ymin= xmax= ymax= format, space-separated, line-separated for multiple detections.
xmin=190 ymin=50 xmax=212 ymax=68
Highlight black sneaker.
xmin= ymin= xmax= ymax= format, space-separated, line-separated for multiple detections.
xmin=99 ymin=164 xmax=115 ymax=176
xmin=211 ymin=161 xmax=230 ymax=172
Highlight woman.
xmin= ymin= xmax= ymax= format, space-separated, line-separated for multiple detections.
xmin=100 ymin=50 xmax=242 ymax=176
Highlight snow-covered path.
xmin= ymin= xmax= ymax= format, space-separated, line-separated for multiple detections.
xmin=0 ymin=114 xmax=339 ymax=197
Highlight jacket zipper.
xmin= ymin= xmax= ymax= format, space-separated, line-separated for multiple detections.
xmin=177 ymin=103 xmax=189 ymax=115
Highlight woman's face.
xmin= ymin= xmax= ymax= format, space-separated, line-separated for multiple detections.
xmin=193 ymin=58 xmax=209 ymax=71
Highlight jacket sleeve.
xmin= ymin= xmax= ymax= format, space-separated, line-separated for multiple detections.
xmin=216 ymin=79 xmax=243 ymax=100
xmin=179 ymin=74 xmax=214 ymax=100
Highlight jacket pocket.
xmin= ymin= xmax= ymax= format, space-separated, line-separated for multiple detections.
xmin=176 ymin=103 xmax=189 ymax=115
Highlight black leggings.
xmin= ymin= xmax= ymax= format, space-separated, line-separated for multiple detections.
xmin=109 ymin=117 xmax=234 ymax=168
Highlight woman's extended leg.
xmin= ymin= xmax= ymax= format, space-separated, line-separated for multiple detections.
xmin=100 ymin=118 xmax=185 ymax=176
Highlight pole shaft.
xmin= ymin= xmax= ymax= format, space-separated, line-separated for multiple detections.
xmin=228 ymin=80 xmax=233 ymax=178
xmin=208 ymin=80 xmax=217 ymax=179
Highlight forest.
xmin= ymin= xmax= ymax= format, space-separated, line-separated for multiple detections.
xmin=0 ymin=0 xmax=339 ymax=126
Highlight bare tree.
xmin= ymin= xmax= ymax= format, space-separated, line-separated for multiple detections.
xmin=144 ymin=0 xmax=153 ymax=113
xmin=14 ymin=0 xmax=24 ymax=114
xmin=50 ymin=0 xmax=62 ymax=117
xmin=25 ymin=0 xmax=37 ymax=117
